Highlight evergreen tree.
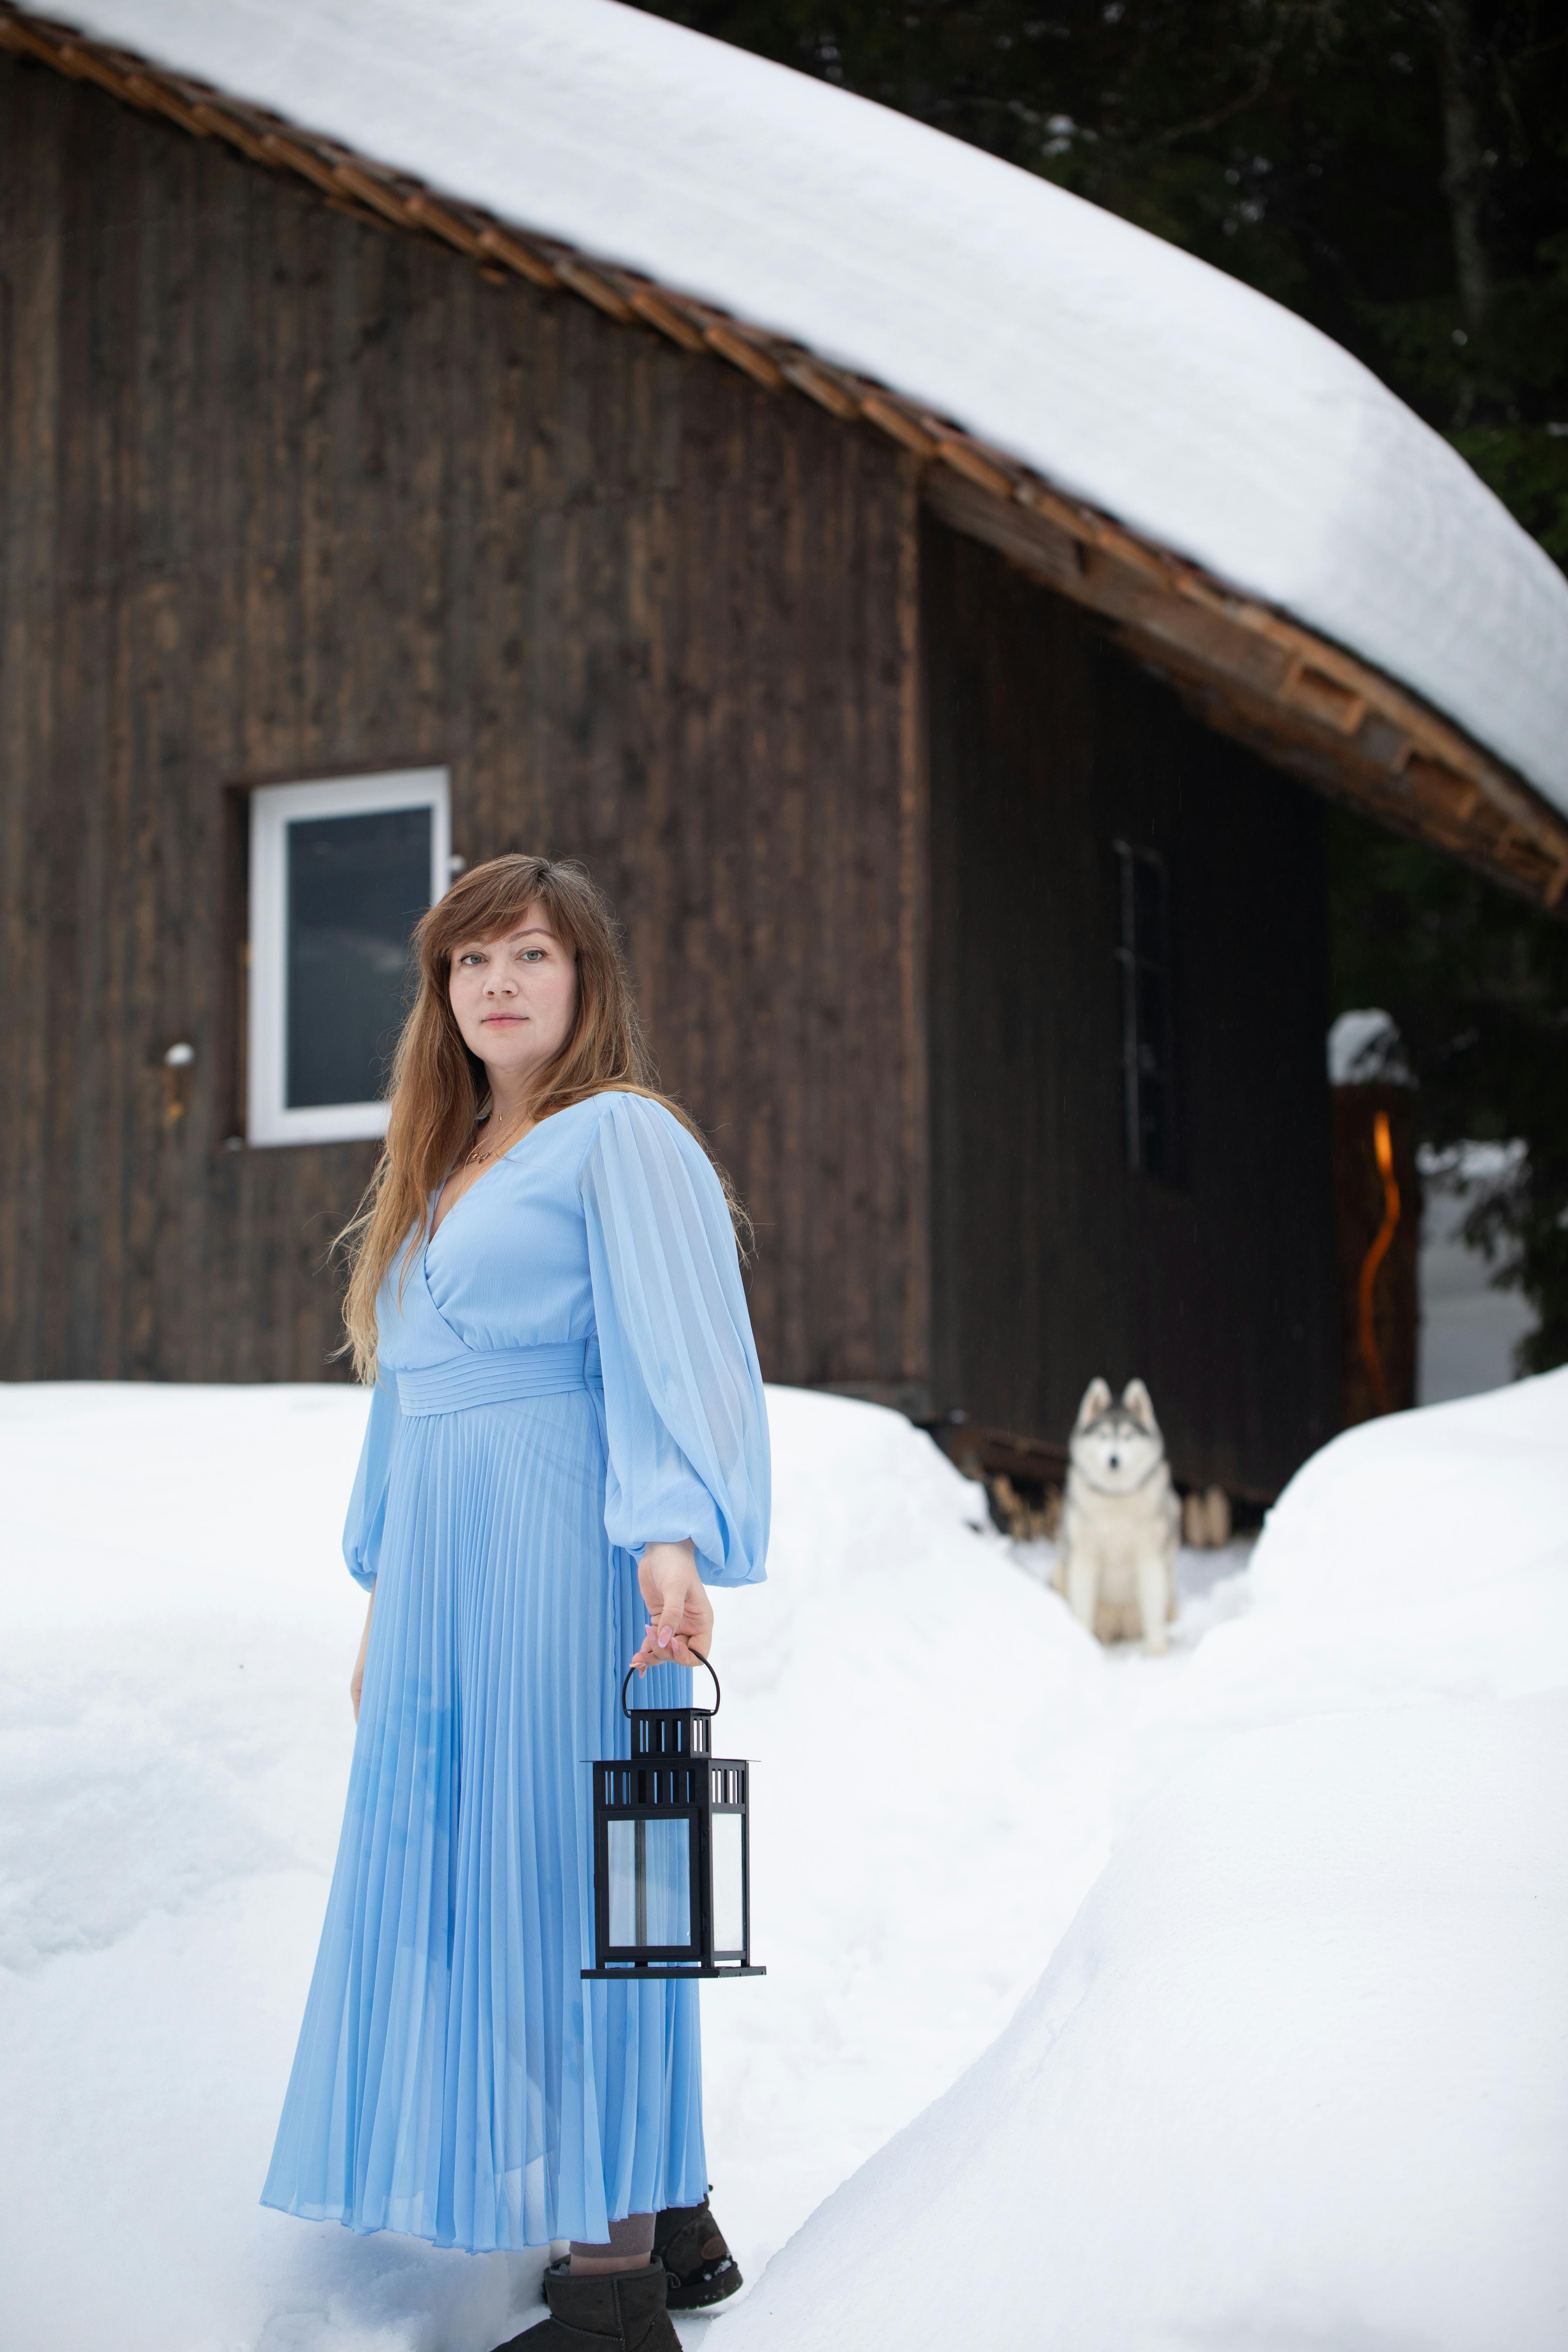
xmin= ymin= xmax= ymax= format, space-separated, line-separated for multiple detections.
xmin=633 ymin=0 xmax=1568 ymax=1369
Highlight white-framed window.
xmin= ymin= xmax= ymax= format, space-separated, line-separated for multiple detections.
xmin=247 ymin=769 xmax=450 ymax=1146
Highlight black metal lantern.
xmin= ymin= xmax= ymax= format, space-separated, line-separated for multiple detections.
xmin=583 ymin=1653 xmax=764 ymax=1980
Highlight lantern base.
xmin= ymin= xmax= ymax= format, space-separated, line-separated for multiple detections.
xmin=581 ymin=1965 xmax=767 ymax=1979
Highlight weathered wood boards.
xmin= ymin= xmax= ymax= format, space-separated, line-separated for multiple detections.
xmin=0 ymin=55 xmax=923 ymax=1390
xmin=6 ymin=0 xmax=1563 ymax=915
xmin=923 ymin=519 xmax=1340 ymax=1499
xmin=2 ymin=49 xmax=1348 ymax=1492
xmin=924 ymin=469 xmax=1568 ymax=916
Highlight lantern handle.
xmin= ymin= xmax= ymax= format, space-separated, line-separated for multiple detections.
xmin=621 ymin=1646 xmax=720 ymax=1720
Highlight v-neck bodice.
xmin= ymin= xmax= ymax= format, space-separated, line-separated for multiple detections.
xmin=345 ymin=1088 xmax=771 ymax=1596
xmin=379 ymin=1099 xmax=605 ymax=1372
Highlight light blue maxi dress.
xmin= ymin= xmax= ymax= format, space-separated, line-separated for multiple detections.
xmin=261 ymin=1091 xmax=770 ymax=2253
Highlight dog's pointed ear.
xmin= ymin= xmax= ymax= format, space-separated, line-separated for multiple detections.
xmin=1075 ymin=1377 xmax=1112 ymax=1429
xmin=1121 ymin=1378 xmax=1157 ymax=1430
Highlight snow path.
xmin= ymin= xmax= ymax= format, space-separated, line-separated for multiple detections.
xmin=47 ymin=0 xmax=1568 ymax=807
xmin=2 ymin=1372 xmax=1565 ymax=2348
xmin=729 ymin=1693 xmax=1568 ymax=2352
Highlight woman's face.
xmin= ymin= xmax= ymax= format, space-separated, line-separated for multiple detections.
xmin=448 ymin=913 xmax=579 ymax=1088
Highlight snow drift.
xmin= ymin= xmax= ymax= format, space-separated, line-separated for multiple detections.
xmin=1 ymin=1368 xmax=1564 ymax=2348
xmin=0 ymin=1382 xmax=1115 ymax=2350
xmin=724 ymin=1370 xmax=1568 ymax=2352
xmin=43 ymin=0 xmax=1568 ymax=810
xmin=727 ymin=1692 xmax=1568 ymax=2352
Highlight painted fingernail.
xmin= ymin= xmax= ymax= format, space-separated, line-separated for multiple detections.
xmin=658 ymin=1625 xmax=672 ymax=1647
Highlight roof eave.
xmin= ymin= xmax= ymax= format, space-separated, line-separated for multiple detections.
xmin=5 ymin=0 xmax=1564 ymax=916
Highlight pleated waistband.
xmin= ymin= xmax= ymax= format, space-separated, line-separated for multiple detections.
xmin=396 ymin=1340 xmax=597 ymax=1417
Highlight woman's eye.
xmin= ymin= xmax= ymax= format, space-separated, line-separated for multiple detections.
xmin=521 ymin=949 xmax=545 ymax=962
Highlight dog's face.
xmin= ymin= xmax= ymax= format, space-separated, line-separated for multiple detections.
xmin=1069 ymin=1378 xmax=1165 ymax=1493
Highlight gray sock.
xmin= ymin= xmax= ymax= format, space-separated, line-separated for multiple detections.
xmin=568 ymin=2213 xmax=656 ymax=2276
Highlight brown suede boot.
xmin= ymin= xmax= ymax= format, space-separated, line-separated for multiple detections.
xmin=653 ymin=2194 xmax=743 ymax=2312
xmin=492 ymin=2259 xmax=679 ymax=2350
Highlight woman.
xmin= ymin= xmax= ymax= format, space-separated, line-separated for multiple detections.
xmin=262 ymin=856 xmax=770 ymax=2352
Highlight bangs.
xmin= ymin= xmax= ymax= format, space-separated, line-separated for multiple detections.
xmin=424 ymin=863 xmax=551 ymax=965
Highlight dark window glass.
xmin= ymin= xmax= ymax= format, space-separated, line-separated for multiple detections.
xmin=1115 ymin=841 xmax=1179 ymax=1181
xmin=285 ymin=808 xmax=430 ymax=1109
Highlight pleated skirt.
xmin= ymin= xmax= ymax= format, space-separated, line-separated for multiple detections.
xmin=261 ymin=1388 xmax=707 ymax=2252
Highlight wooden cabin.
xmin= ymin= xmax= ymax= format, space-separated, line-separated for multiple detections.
xmin=3 ymin=1 xmax=1566 ymax=1503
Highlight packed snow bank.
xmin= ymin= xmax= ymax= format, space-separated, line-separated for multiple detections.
xmin=2 ymin=1370 xmax=1564 ymax=2349
xmin=52 ymin=0 xmax=1568 ymax=807
xmin=0 ymin=1382 xmax=1103 ymax=2351
xmin=723 ymin=1366 xmax=1568 ymax=2352
xmin=725 ymin=1694 xmax=1568 ymax=2352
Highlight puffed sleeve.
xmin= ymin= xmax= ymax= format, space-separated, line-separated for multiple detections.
xmin=580 ymin=1092 xmax=770 ymax=1587
xmin=342 ymin=1371 xmax=400 ymax=1591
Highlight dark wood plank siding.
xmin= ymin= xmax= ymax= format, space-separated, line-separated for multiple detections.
xmin=924 ymin=516 xmax=1338 ymax=1496
xmin=0 ymin=55 xmax=926 ymax=1389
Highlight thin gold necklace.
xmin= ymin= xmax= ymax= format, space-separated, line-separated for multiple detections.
xmin=464 ymin=1106 xmax=530 ymax=1170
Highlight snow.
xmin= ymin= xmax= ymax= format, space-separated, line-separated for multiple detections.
xmin=4 ymin=1373 xmax=1566 ymax=2347
xmin=47 ymin=0 xmax=1568 ymax=813
xmin=1420 ymin=1143 xmax=1538 ymax=1403
xmin=715 ymin=1373 xmax=1568 ymax=2352
xmin=727 ymin=1695 xmax=1568 ymax=2352
xmin=1326 ymin=1005 xmax=1410 ymax=1086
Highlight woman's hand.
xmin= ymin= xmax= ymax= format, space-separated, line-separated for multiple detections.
xmin=350 ymin=1589 xmax=374 ymax=1720
xmin=632 ymin=1540 xmax=713 ymax=1673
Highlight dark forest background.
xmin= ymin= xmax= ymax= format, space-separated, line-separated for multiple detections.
xmin=630 ymin=0 xmax=1568 ymax=1372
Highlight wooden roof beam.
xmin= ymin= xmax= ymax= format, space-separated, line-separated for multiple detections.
xmin=5 ymin=0 xmax=1565 ymax=915
xmin=923 ymin=464 xmax=1568 ymax=911
xmin=1143 ymin=651 xmax=1563 ymax=906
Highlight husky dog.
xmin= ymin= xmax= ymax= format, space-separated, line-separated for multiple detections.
xmin=1053 ymin=1378 xmax=1180 ymax=1654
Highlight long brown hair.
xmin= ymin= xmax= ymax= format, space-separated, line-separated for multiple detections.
xmin=338 ymin=854 xmax=749 ymax=1381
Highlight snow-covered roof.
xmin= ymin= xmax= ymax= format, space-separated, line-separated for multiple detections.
xmin=12 ymin=0 xmax=1568 ymax=863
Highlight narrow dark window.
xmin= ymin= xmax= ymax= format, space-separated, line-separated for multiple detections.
xmin=1114 ymin=840 xmax=1177 ymax=1180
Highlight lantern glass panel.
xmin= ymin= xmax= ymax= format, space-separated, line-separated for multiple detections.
xmin=712 ymin=1811 xmax=744 ymax=1956
xmin=607 ymin=1816 xmax=691 ymax=1950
